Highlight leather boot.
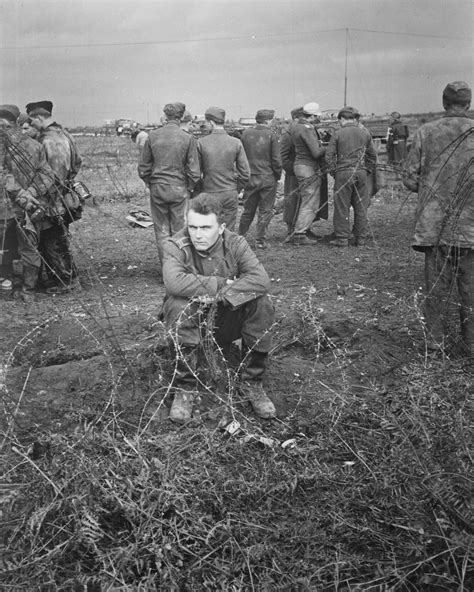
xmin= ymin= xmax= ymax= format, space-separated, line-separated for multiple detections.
xmin=169 ymin=345 xmax=198 ymax=424
xmin=11 ymin=259 xmax=23 ymax=299
xmin=240 ymin=350 xmax=276 ymax=419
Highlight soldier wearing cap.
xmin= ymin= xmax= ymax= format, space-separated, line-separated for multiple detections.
xmin=26 ymin=99 xmax=82 ymax=293
xmin=197 ymin=106 xmax=250 ymax=231
xmin=280 ymin=107 xmax=303 ymax=240
xmin=403 ymin=81 xmax=474 ymax=358
xmin=326 ymin=106 xmax=377 ymax=247
xmin=238 ymin=109 xmax=282 ymax=248
xmin=289 ymin=102 xmax=327 ymax=245
xmin=138 ymin=102 xmax=200 ymax=267
xmin=387 ymin=111 xmax=409 ymax=167
xmin=0 ymin=104 xmax=57 ymax=301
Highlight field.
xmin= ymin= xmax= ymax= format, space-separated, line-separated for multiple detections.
xmin=1 ymin=135 xmax=472 ymax=591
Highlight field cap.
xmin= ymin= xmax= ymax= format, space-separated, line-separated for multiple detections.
xmin=338 ymin=106 xmax=357 ymax=119
xmin=163 ymin=102 xmax=186 ymax=119
xmin=26 ymin=100 xmax=53 ymax=116
xmin=442 ymin=81 xmax=471 ymax=104
xmin=291 ymin=106 xmax=304 ymax=119
xmin=205 ymin=106 xmax=226 ymax=124
xmin=390 ymin=111 xmax=401 ymax=120
xmin=181 ymin=110 xmax=192 ymax=123
xmin=0 ymin=104 xmax=20 ymax=122
xmin=302 ymin=102 xmax=321 ymax=116
xmin=255 ymin=109 xmax=275 ymax=122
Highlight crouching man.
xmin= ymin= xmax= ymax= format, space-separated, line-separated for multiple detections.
xmin=161 ymin=192 xmax=276 ymax=423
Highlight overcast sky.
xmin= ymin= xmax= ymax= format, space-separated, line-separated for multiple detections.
xmin=0 ymin=0 xmax=472 ymax=126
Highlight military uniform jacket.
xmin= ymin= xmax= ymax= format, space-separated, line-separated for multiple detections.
xmin=1 ymin=130 xmax=57 ymax=220
xmin=162 ymin=228 xmax=271 ymax=309
xmin=241 ymin=125 xmax=282 ymax=180
xmin=197 ymin=130 xmax=250 ymax=192
xmin=280 ymin=124 xmax=297 ymax=175
xmin=290 ymin=120 xmax=326 ymax=168
xmin=138 ymin=121 xmax=200 ymax=189
xmin=326 ymin=122 xmax=377 ymax=175
xmin=403 ymin=112 xmax=474 ymax=249
xmin=39 ymin=122 xmax=82 ymax=184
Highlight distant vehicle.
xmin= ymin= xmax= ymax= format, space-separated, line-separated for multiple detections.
xmin=115 ymin=118 xmax=140 ymax=136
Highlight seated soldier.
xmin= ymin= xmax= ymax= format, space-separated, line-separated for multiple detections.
xmin=161 ymin=193 xmax=276 ymax=423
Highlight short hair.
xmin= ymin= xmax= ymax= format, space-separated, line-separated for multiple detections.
xmin=188 ymin=193 xmax=225 ymax=224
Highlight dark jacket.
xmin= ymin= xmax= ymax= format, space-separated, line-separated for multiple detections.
xmin=241 ymin=125 xmax=282 ymax=180
xmin=198 ymin=130 xmax=250 ymax=192
xmin=138 ymin=121 xmax=200 ymax=189
xmin=280 ymin=124 xmax=296 ymax=175
xmin=326 ymin=121 xmax=377 ymax=175
xmin=162 ymin=228 xmax=270 ymax=309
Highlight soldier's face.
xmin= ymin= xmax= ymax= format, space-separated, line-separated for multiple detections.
xmin=187 ymin=210 xmax=225 ymax=251
xmin=29 ymin=115 xmax=45 ymax=130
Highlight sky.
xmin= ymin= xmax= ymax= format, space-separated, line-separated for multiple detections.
xmin=0 ymin=0 xmax=472 ymax=126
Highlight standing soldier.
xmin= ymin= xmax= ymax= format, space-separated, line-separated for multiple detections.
xmin=326 ymin=106 xmax=377 ymax=247
xmin=238 ymin=109 xmax=282 ymax=248
xmin=388 ymin=111 xmax=409 ymax=167
xmin=280 ymin=107 xmax=303 ymax=241
xmin=0 ymin=104 xmax=57 ymax=301
xmin=290 ymin=102 xmax=327 ymax=245
xmin=26 ymin=100 xmax=82 ymax=293
xmin=403 ymin=81 xmax=473 ymax=358
xmin=138 ymin=102 xmax=200 ymax=267
xmin=197 ymin=106 xmax=250 ymax=231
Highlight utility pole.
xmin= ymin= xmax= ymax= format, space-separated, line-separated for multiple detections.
xmin=344 ymin=28 xmax=348 ymax=107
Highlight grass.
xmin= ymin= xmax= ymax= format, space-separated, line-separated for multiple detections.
xmin=1 ymin=135 xmax=472 ymax=590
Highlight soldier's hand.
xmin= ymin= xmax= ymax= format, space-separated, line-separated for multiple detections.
xmin=16 ymin=189 xmax=41 ymax=211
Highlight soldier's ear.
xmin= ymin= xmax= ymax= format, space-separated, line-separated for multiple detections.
xmin=219 ymin=222 xmax=226 ymax=234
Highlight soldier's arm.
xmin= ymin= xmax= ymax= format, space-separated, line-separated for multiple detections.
xmin=279 ymin=132 xmax=293 ymax=172
xmin=235 ymin=142 xmax=251 ymax=185
xmin=365 ymin=134 xmax=378 ymax=172
xmin=220 ymin=237 xmax=271 ymax=308
xmin=402 ymin=130 xmax=421 ymax=192
xmin=302 ymin=126 xmax=326 ymax=161
xmin=162 ymin=240 xmax=226 ymax=298
xmin=185 ymin=136 xmax=201 ymax=190
xmin=271 ymin=133 xmax=283 ymax=180
xmin=137 ymin=137 xmax=152 ymax=186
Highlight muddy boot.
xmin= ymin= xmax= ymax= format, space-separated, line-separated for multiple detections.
xmin=169 ymin=389 xmax=196 ymax=424
xmin=169 ymin=345 xmax=199 ymax=424
xmin=240 ymin=350 xmax=276 ymax=419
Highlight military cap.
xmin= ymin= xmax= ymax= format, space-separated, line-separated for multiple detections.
xmin=181 ymin=110 xmax=193 ymax=123
xmin=291 ymin=106 xmax=304 ymax=119
xmin=442 ymin=81 xmax=472 ymax=104
xmin=205 ymin=106 xmax=226 ymax=124
xmin=26 ymin=100 xmax=53 ymax=116
xmin=0 ymin=104 xmax=20 ymax=123
xmin=338 ymin=106 xmax=357 ymax=120
xmin=390 ymin=111 xmax=401 ymax=120
xmin=163 ymin=102 xmax=186 ymax=119
xmin=302 ymin=102 xmax=321 ymax=116
xmin=255 ymin=109 xmax=275 ymax=122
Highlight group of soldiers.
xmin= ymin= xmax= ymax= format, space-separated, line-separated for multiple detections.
xmin=138 ymin=81 xmax=472 ymax=423
xmin=1 ymin=80 xmax=472 ymax=425
xmin=0 ymin=100 xmax=83 ymax=301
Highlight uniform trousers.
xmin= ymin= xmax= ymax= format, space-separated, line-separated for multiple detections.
xmin=293 ymin=164 xmax=321 ymax=234
xmin=333 ymin=169 xmax=369 ymax=241
xmin=424 ymin=246 xmax=474 ymax=353
xmin=149 ymin=182 xmax=188 ymax=264
xmin=238 ymin=175 xmax=277 ymax=240
xmin=162 ymin=293 xmax=274 ymax=353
